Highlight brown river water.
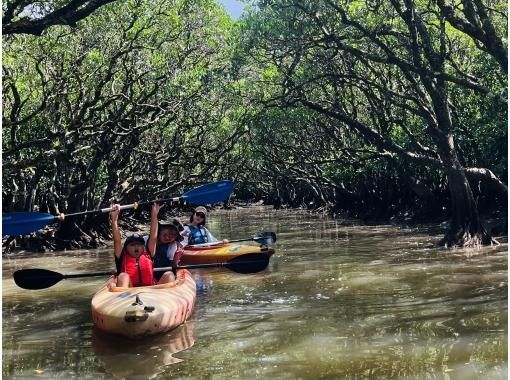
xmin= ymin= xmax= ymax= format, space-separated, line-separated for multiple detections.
xmin=2 ymin=206 xmax=507 ymax=379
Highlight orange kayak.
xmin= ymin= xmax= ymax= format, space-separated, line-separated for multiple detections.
xmin=181 ymin=243 xmax=275 ymax=265
xmin=91 ymin=269 xmax=196 ymax=339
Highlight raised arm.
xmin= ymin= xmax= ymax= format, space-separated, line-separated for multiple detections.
xmin=205 ymin=227 xmax=219 ymax=243
xmin=148 ymin=203 xmax=163 ymax=256
xmin=205 ymin=228 xmax=228 ymax=244
xmin=110 ymin=204 xmax=122 ymax=258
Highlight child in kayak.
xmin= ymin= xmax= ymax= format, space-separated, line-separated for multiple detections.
xmin=110 ymin=204 xmax=174 ymax=287
xmin=181 ymin=206 xmax=228 ymax=246
xmin=150 ymin=203 xmax=185 ymax=280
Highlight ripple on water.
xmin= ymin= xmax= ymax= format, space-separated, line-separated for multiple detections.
xmin=343 ymin=273 xmax=401 ymax=289
xmin=22 ymin=324 xmax=81 ymax=341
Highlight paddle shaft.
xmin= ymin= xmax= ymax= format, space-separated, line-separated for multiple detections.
xmin=189 ymin=232 xmax=276 ymax=248
xmin=63 ymin=197 xmax=182 ymax=218
xmin=158 ymin=259 xmax=268 ymax=271
xmin=189 ymin=238 xmax=262 ymax=248
xmin=63 ymin=271 xmax=113 ymax=279
xmin=59 ymin=267 xmax=175 ymax=280
xmin=224 ymin=237 xmax=259 ymax=244
xmin=61 ymin=260 xmax=268 ymax=278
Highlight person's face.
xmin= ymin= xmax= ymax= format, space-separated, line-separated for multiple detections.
xmin=193 ymin=212 xmax=205 ymax=223
xmin=159 ymin=227 xmax=179 ymax=244
xmin=126 ymin=241 xmax=145 ymax=257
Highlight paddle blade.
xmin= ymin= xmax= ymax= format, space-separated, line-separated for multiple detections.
xmin=176 ymin=253 xmax=271 ymax=273
xmin=3 ymin=212 xmax=57 ymax=236
xmin=254 ymin=232 xmax=277 ymax=245
xmin=13 ymin=269 xmax=64 ymax=290
xmin=223 ymin=253 xmax=271 ymax=273
xmin=181 ymin=180 xmax=234 ymax=205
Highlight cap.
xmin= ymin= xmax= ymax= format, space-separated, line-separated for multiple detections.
xmin=194 ymin=206 xmax=207 ymax=215
xmin=124 ymin=234 xmax=145 ymax=247
xmin=159 ymin=218 xmax=184 ymax=232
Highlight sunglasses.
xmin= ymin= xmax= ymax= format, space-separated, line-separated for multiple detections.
xmin=195 ymin=212 xmax=205 ymax=218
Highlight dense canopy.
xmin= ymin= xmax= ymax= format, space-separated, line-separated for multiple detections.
xmin=2 ymin=0 xmax=507 ymax=249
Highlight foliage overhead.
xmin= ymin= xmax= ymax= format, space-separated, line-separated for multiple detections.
xmin=2 ymin=0 xmax=507 ymax=248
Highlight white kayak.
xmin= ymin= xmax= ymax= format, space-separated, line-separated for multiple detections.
xmin=91 ymin=269 xmax=196 ymax=339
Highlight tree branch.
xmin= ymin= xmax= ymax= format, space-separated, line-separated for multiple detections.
xmin=3 ymin=0 xmax=118 ymax=35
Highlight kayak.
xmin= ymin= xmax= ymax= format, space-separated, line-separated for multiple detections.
xmin=181 ymin=243 xmax=275 ymax=265
xmin=91 ymin=269 xmax=196 ymax=339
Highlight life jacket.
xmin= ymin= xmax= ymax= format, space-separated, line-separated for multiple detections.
xmin=153 ymin=242 xmax=184 ymax=280
xmin=187 ymin=225 xmax=208 ymax=245
xmin=116 ymin=249 xmax=155 ymax=287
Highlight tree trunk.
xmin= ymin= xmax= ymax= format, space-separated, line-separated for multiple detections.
xmin=425 ymin=44 xmax=496 ymax=247
xmin=434 ymin=131 xmax=494 ymax=247
xmin=441 ymin=159 xmax=493 ymax=247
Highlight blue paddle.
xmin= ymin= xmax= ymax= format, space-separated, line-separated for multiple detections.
xmin=3 ymin=180 xmax=234 ymax=236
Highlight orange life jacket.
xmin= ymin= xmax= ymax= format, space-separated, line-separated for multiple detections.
xmin=118 ymin=249 xmax=155 ymax=287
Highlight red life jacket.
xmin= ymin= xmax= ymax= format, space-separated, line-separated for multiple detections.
xmin=118 ymin=249 xmax=155 ymax=287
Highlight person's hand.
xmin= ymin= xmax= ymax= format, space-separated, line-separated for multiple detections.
xmin=222 ymin=239 xmax=229 ymax=243
xmin=152 ymin=202 xmax=164 ymax=217
xmin=57 ymin=213 xmax=65 ymax=221
xmin=110 ymin=204 xmax=120 ymax=223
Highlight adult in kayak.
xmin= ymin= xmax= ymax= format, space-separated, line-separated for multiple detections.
xmin=110 ymin=204 xmax=174 ymax=288
xmin=149 ymin=203 xmax=185 ymax=280
xmin=181 ymin=206 xmax=228 ymax=246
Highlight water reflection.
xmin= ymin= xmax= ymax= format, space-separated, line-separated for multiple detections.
xmin=92 ymin=321 xmax=195 ymax=379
